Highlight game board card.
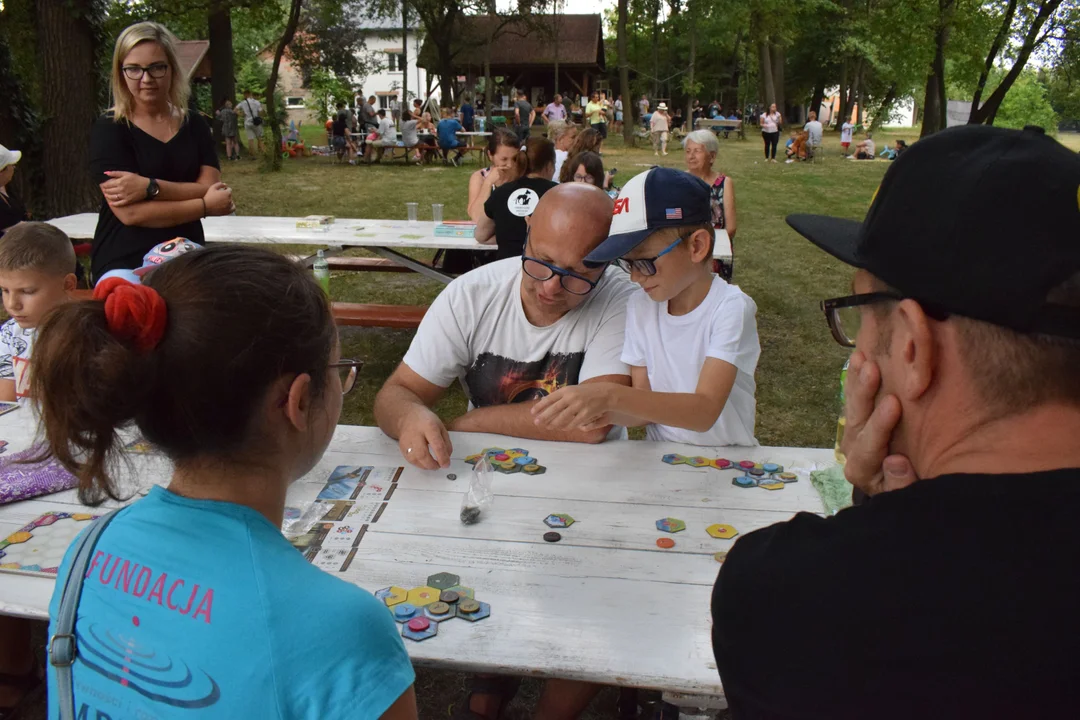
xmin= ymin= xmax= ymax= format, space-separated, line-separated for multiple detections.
xmin=288 ymin=522 xmax=333 ymax=553
xmin=365 ymin=466 xmax=402 ymax=485
xmin=317 ymin=466 xmax=371 ymax=501
xmin=318 ymin=500 xmax=354 ymax=522
xmin=0 ymin=511 xmax=99 ymax=577
xmin=343 ymin=502 xmax=384 ymax=524
xmin=321 ymin=521 xmax=366 ymax=548
xmin=0 ymin=446 xmax=79 ymax=505
xmin=355 ymin=481 xmax=391 ymax=500
xmin=0 ymin=402 xmax=18 ymax=417
xmin=309 ymin=546 xmax=354 ymax=572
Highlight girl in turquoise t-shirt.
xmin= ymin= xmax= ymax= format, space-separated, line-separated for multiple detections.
xmin=37 ymin=245 xmax=417 ymax=719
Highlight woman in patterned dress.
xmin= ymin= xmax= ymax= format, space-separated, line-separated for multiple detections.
xmin=684 ymin=129 xmax=737 ymax=279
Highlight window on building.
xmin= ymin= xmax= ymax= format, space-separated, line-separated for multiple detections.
xmin=387 ymin=52 xmax=405 ymax=72
xmin=285 ymin=96 xmax=306 ymax=109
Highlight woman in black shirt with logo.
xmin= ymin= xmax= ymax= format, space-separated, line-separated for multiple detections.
xmin=89 ymin=22 xmax=235 ymax=279
xmin=475 ymin=138 xmax=557 ymax=261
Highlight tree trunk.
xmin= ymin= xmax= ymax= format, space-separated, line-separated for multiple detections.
xmin=618 ymin=0 xmax=634 ymax=146
xmin=401 ymin=0 xmax=409 ymax=110
xmin=686 ymin=1 xmax=696 ymax=131
xmin=208 ymin=4 xmax=235 ymax=123
xmin=845 ymin=58 xmax=863 ymax=124
xmin=836 ymin=60 xmax=849 ymax=128
xmin=770 ymin=44 xmax=785 ymax=118
xmin=810 ymin=80 xmax=825 ymax=123
xmin=758 ymin=40 xmax=775 ymax=105
xmin=266 ymin=0 xmax=302 ymax=171
xmin=920 ymin=0 xmax=952 ymax=137
xmin=968 ymin=0 xmax=1017 ymax=122
xmin=552 ymin=5 xmax=560 ymax=97
xmin=651 ymin=0 xmax=660 ymax=97
xmin=968 ymin=0 xmax=1064 ymax=124
xmin=857 ymin=86 xmax=865 ymax=126
xmin=36 ymin=0 xmax=100 ymax=216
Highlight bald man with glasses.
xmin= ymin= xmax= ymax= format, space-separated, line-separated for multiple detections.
xmin=374 ymin=183 xmax=635 ymax=470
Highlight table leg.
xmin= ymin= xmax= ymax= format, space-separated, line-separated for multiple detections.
xmin=369 ymin=246 xmax=454 ymax=284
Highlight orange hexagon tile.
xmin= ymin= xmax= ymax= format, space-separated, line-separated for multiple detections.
xmin=706 ymin=524 xmax=739 ymax=539
xmin=406 ymin=586 xmax=441 ymax=607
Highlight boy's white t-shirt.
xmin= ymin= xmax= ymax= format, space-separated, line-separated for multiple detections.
xmin=841 ymin=122 xmax=854 ymax=143
xmin=0 ymin=318 xmax=34 ymax=402
xmin=403 ymin=258 xmax=635 ymax=409
xmin=622 ymin=276 xmax=761 ymax=446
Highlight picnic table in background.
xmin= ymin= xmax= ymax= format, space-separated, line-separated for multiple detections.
xmin=695 ymin=118 xmax=745 ymax=140
xmin=0 ymin=403 xmax=836 ymax=700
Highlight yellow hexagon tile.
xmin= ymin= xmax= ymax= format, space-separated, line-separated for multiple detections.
xmin=706 ymin=524 xmax=739 ymax=539
xmin=374 ymin=586 xmax=409 ymax=607
xmin=406 ymin=586 xmax=441 ymax=607
xmin=759 ymin=482 xmax=785 ymax=491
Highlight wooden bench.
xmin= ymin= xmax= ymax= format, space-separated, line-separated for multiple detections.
xmin=71 ymin=290 xmax=427 ymax=329
xmin=696 ymin=118 xmax=744 ymax=140
xmin=331 ymin=302 xmax=427 ymax=328
xmin=324 ymin=257 xmax=412 ymax=273
xmin=379 ymin=143 xmax=440 ymax=164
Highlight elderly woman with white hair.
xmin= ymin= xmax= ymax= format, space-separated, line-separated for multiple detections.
xmin=684 ymin=129 xmax=737 ymax=239
xmin=684 ymin=129 xmax=737 ymax=279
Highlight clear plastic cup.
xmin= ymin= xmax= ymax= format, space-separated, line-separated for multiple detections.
xmin=406 ymin=202 xmax=419 ymax=224
xmin=432 ymin=203 xmax=444 ymax=224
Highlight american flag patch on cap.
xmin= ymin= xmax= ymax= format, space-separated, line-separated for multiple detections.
xmin=665 ymin=208 xmax=683 ymax=219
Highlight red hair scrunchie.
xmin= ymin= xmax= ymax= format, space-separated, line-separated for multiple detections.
xmin=92 ymin=277 xmax=168 ymax=352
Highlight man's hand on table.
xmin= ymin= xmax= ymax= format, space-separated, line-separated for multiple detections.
xmin=398 ymin=406 xmax=453 ymax=470
xmin=841 ymin=351 xmax=919 ymax=496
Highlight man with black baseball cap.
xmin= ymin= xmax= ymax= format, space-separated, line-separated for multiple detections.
xmin=711 ymin=125 xmax=1080 ymax=718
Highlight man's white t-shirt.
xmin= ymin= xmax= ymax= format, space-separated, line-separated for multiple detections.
xmin=241 ymin=98 xmax=263 ymax=126
xmin=0 ymin=318 xmax=34 ymax=402
xmin=553 ymin=149 xmax=568 ymax=182
xmin=841 ymin=122 xmax=854 ymax=143
xmin=622 ymin=276 xmax=760 ymax=446
xmin=403 ymin=258 xmax=635 ymax=408
xmin=651 ymin=112 xmax=669 ymax=132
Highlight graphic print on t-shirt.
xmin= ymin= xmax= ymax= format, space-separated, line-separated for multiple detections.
xmin=465 ymin=351 xmax=584 ymax=407
xmin=507 ymin=188 xmax=541 ymax=217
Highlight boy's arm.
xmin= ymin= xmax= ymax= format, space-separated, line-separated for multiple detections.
xmin=533 ymin=360 xmax=738 ymax=433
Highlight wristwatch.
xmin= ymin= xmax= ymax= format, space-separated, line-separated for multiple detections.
xmin=146 ymin=178 xmax=160 ymax=200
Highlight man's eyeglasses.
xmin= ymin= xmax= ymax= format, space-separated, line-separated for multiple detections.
xmin=122 ymin=63 xmax=170 ymax=80
xmin=522 ymin=235 xmax=601 ymax=296
xmin=615 ymin=236 xmax=683 ymax=276
xmin=329 ymin=360 xmax=364 ymax=395
xmin=820 ymin=292 xmax=948 ymax=347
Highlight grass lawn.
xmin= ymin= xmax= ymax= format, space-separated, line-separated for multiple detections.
xmin=222 ymin=128 xmax=1080 ymax=450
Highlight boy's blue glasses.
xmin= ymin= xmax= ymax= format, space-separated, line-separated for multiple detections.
xmin=616 ymin=236 xmax=684 ymax=276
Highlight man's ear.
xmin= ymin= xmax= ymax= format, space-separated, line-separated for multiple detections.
xmin=893 ymin=299 xmax=936 ymax=402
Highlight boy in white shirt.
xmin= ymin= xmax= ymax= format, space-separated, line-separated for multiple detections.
xmin=840 ymin=120 xmax=855 ymax=156
xmin=533 ymin=167 xmax=761 ymax=446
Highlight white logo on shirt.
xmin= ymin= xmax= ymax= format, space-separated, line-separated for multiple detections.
xmin=508 ymin=188 xmax=541 ymax=217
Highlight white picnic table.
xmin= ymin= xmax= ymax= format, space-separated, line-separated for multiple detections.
xmin=0 ymin=403 xmax=835 ymax=697
xmin=47 ymin=214 xmax=492 ymax=283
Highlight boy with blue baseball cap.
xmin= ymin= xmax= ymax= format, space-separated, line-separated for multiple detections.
xmin=532 ymin=167 xmax=761 ymax=445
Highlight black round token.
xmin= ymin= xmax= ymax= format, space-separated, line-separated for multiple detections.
xmin=447 ymin=473 xmax=457 ymax=480
xmin=544 ymin=531 xmax=562 ymax=542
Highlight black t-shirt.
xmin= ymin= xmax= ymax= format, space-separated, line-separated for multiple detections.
xmin=515 ymin=99 xmax=533 ymax=127
xmin=0 ymin=192 xmax=29 ymax=235
xmin=484 ymin=177 xmax=557 ymax=260
xmin=332 ymin=111 xmax=348 ymax=138
xmin=712 ymin=469 xmax=1080 ymax=719
xmin=89 ymin=112 xmax=219 ymax=277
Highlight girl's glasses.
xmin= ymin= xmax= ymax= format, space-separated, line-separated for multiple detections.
xmin=122 ymin=63 xmax=170 ymax=80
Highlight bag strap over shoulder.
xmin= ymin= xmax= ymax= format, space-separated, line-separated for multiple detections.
xmin=51 ymin=508 xmax=122 ymax=720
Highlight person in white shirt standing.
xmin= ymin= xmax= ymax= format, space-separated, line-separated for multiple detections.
xmin=238 ymin=89 xmax=264 ymax=158
xmin=760 ymin=102 xmax=782 ymax=162
xmin=650 ymin=103 xmax=670 ymax=156
xmin=374 ymin=183 xmax=635 ymax=473
xmin=840 ymin=119 xmax=855 ymax=156
xmin=534 ymin=167 xmax=761 ymax=447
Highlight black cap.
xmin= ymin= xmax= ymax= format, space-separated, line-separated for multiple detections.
xmin=787 ymin=125 xmax=1080 ymax=339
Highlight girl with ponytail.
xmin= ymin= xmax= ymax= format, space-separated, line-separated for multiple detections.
xmin=38 ymin=246 xmax=418 ymax=719
xmin=474 ymin=137 xmax=557 ymax=260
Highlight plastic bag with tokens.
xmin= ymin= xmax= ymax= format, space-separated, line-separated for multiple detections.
xmin=460 ymin=454 xmax=494 ymax=524
xmin=0 ymin=446 xmax=79 ymax=505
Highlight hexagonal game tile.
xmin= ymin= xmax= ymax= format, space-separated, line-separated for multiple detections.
xmin=427 ymin=572 xmax=461 ymax=590
xmin=661 ymin=453 xmax=686 ymax=465
xmin=732 ymin=475 xmax=758 ymax=488
xmin=706 ymin=524 xmax=739 ymax=539
xmin=402 ymin=616 xmax=439 ymax=641
xmin=522 ymin=465 xmax=547 ymax=475
xmin=508 ymin=447 xmax=529 ymax=455
xmin=759 ymin=482 xmax=785 ymax=491
xmin=375 ymin=586 xmax=409 ymax=607
xmin=686 ymin=456 xmax=712 ymax=468
xmin=763 ymin=463 xmax=783 ymax=474
xmin=406 ymin=586 xmax=441 ymax=607
xmin=656 ymin=517 xmax=686 ymax=533
xmin=543 ymin=513 xmax=575 ymax=529
xmin=445 ymin=585 xmax=475 ymax=599
xmin=711 ymin=458 xmax=733 ymax=470
xmin=423 ymin=601 xmax=458 ymax=622
xmin=456 ymin=600 xmax=492 ymax=622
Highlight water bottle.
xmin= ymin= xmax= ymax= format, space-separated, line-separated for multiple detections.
xmin=313 ymin=250 xmax=330 ymax=295
xmin=834 ymin=356 xmax=850 ymax=463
